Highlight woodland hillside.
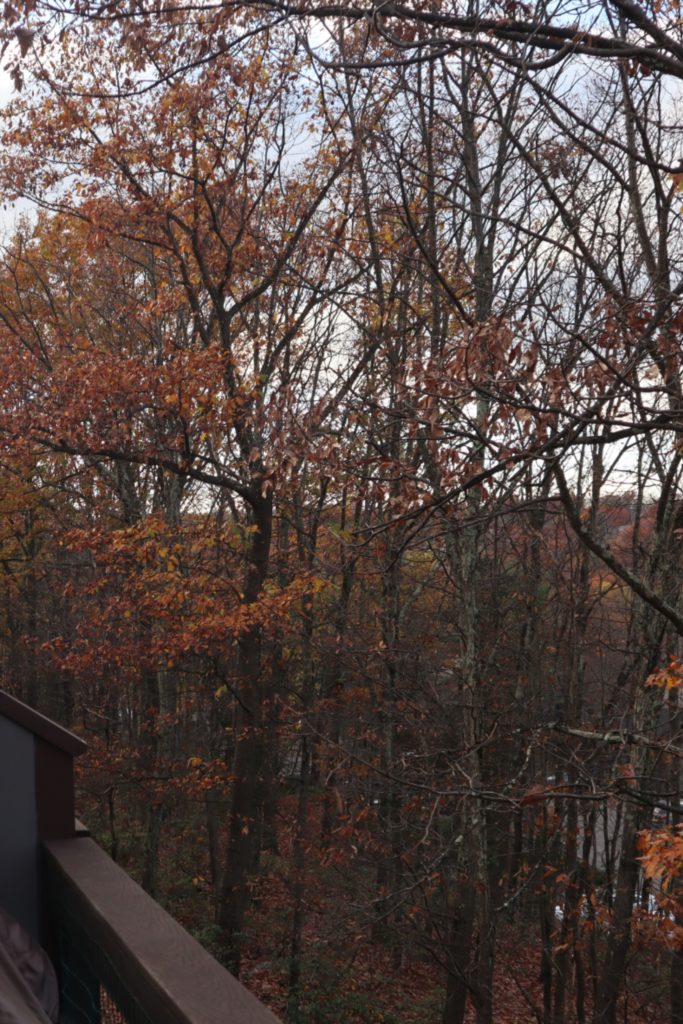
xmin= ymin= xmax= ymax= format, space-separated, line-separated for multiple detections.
xmin=0 ymin=2 xmax=683 ymax=1021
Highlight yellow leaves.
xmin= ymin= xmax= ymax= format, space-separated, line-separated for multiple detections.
xmin=646 ymin=656 xmax=683 ymax=690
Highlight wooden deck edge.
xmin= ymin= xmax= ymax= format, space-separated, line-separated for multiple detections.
xmin=43 ymin=837 xmax=281 ymax=1024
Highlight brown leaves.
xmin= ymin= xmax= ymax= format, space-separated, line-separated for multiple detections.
xmin=521 ymin=783 xmax=548 ymax=805
xmin=14 ymin=24 xmax=34 ymax=54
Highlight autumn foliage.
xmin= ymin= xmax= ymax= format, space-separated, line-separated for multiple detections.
xmin=0 ymin=3 xmax=683 ymax=1023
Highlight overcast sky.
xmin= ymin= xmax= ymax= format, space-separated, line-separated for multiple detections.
xmin=0 ymin=68 xmax=14 ymax=236
xmin=0 ymin=66 xmax=35 ymax=238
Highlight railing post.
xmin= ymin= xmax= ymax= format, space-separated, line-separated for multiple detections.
xmin=0 ymin=690 xmax=91 ymax=1021
xmin=0 ymin=689 xmax=87 ymax=943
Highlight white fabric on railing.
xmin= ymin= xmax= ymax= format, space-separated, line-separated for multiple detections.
xmin=0 ymin=908 xmax=58 ymax=1024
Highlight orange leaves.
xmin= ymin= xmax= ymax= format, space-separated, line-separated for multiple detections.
xmin=646 ymin=656 xmax=683 ymax=690
xmin=637 ymin=827 xmax=683 ymax=949
xmin=638 ymin=825 xmax=683 ymax=886
xmin=181 ymin=755 xmax=233 ymax=798
xmin=49 ymin=509 xmax=335 ymax=690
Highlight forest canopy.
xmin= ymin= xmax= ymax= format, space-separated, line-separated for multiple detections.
xmin=0 ymin=2 xmax=682 ymax=1022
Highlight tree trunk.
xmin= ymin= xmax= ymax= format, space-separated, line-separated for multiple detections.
xmin=218 ymin=491 xmax=273 ymax=976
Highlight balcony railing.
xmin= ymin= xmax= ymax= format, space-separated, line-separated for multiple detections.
xmin=43 ymin=834 xmax=281 ymax=1024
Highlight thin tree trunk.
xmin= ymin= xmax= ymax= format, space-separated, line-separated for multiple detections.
xmin=218 ymin=491 xmax=273 ymax=976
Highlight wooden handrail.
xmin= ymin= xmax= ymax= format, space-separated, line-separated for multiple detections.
xmin=43 ymin=837 xmax=281 ymax=1024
